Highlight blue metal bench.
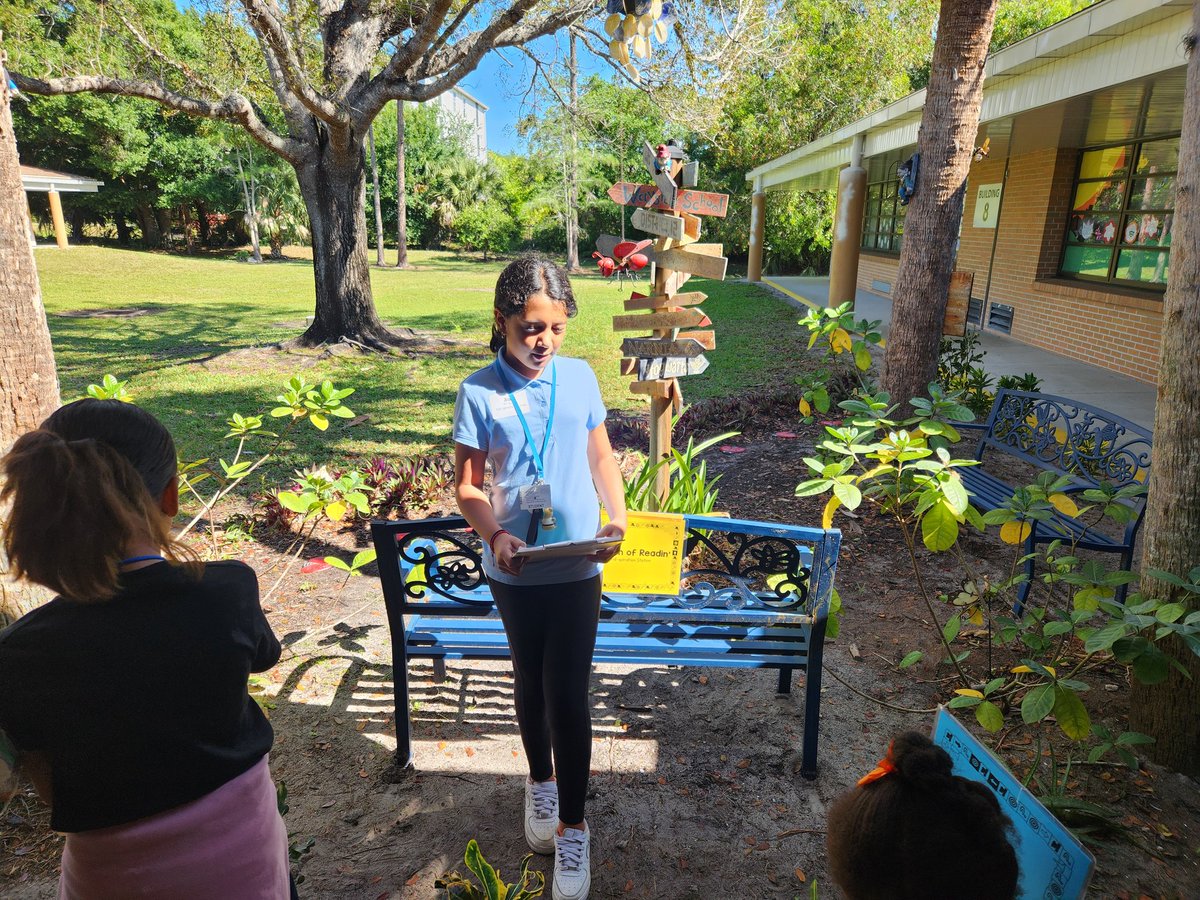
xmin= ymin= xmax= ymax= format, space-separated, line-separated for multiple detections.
xmin=961 ymin=389 xmax=1152 ymax=605
xmin=370 ymin=515 xmax=841 ymax=779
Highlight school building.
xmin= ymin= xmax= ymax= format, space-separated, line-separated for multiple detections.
xmin=745 ymin=0 xmax=1192 ymax=385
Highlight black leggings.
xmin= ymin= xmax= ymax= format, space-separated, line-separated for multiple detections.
xmin=489 ymin=575 xmax=601 ymax=825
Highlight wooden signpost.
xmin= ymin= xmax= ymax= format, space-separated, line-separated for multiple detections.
xmin=608 ymin=143 xmax=731 ymax=508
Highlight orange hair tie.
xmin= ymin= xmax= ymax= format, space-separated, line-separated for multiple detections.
xmin=857 ymin=741 xmax=897 ymax=787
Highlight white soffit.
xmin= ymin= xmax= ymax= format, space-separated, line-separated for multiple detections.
xmin=748 ymin=0 xmax=1193 ymax=192
xmin=20 ymin=166 xmax=103 ymax=193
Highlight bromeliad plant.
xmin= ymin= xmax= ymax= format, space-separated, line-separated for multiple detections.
xmin=795 ymin=386 xmax=1200 ymax=782
xmin=623 ymin=430 xmax=737 ymax=515
xmin=794 ymin=301 xmax=883 ymax=423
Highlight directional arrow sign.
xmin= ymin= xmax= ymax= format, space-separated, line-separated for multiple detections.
xmin=607 ymin=182 xmax=729 ymax=217
xmin=677 ymin=330 xmax=716 ymax=350
xmin=637 ymin=355 xmax=710 ymax=380
xmin=631 ymin=207 xmax=689 ymax=241
xmin=612 ymin=309 xmax=708 ymax=332
xmin=623 ymin=290 xmax=707 ymax=311
xmin=657 ymin=247 xmax=728 ymax=281
xmin=621 ymin=337 xmax=707 ymax=359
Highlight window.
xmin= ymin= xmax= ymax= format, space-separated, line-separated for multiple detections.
xmin=860 ymin=148 xmax=913 ymax=254
xmin=1060 ymin=136 xmax=1177 ymax=289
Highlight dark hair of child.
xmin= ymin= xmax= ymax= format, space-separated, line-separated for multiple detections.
xmin=826 ymin=730 xmax=1019 ymax=900
xmin=1 ymin=398 xmax=196 ymax=602
xmin=489 ymin=253 xmax=579 ymax=353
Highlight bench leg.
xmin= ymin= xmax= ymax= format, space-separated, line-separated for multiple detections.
xmin=776 ymin=666 xmax=794 ymax=695
xmin=799 ymin=629 xmax=827 ymax=780
xmin=1115 ymin=549 xmax=1134 ymax=604
xmin=388 ymin=619 xmax=415 ymax=773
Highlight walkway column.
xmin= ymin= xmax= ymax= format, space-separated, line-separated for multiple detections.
xmin=47 ymin=189 xmax=68 ymax=249
xmin=747 ymin=177 xmax=766 ymax=282
xmin=827 ymin=135 xmax=866 ymax=308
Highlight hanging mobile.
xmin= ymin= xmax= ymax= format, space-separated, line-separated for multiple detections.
xmin=541 ymin=506 xmax=557 ymax=529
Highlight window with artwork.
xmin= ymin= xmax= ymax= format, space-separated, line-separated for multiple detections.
xmin=1060 ymin=135 xmax=1177 ymax=289
xmin=860 ymin=148 xmax=913 ymax=254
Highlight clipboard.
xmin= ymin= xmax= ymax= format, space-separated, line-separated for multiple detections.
xmin=512 ymin=535 xmax=623 ymax=560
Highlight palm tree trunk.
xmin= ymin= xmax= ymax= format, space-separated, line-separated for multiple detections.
xmin=565 ymin=30 xmax=581 ymax=271
xmin=369 ymin=123 xmax=386 ymax=267
xmin=1128 ymin=5 xmax=1200 ymax=775
xmin=396 ymin=100 xmax=411 ymax=269
xmin=882 ymin=0 xmax=998 ymax=407
xmin=1 ymin=54 xmax=60 ymax=622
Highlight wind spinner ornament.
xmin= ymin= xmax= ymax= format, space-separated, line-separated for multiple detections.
xmin=592 ymin=238 xmax=652 ymax=285
xmin=603 ymin=0 xmax=677 ymax=80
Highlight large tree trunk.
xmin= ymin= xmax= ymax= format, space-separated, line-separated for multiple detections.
xmin=395 ymin=100 xmax=411 ymax=269
xmin=1 ymin=53 xmax=61 ymax=623
xmin=368 ymin=123 xmax=386 ymax=266
xmin=564 ymin=30 xmax=581 ymax=272
xmin=114 ymin=212 xmax=131 ymax=246
xmin=136 ymin=203 xmax=162 ymax=248
xmin=1129 ymin=7 xmax=1200 ymax=775
xmin=293 ymin=137 xmax=414 ymax=349
xmin=882 ymin=0 xmax=998 ymax=406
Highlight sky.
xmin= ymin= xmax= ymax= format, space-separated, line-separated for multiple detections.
xmin=454 ymin=33 xmax=612 ymax=156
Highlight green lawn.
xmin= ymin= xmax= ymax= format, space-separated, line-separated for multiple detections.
xmin=37 ymin=246 xmax=809 ymax=478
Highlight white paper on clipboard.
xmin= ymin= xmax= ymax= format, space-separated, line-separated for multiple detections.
xmin=512 ymin=535 xmax=623 ymax=560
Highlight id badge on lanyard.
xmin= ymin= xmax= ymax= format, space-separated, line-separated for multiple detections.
xmin=503 ymin=361 xmax=558 ymax=531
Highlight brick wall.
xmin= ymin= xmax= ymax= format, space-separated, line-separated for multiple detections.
xmin=852 ymin=148 xmax=1165 ymax=384
xmin=958 ymin=147 xmax=1164 ymax=384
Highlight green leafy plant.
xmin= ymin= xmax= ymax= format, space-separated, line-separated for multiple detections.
xmin=275 ymin=781 xmax=315 ymax=885
xmin=795 ymin=386 xmax=1200 ymax=790
xmin=85 ymin=373 xmax=135 ymax=403
xmin=434 ymin=839 xmax=545 ymax=899
xmin=794 ymin=302 xmax=883 ymax=423
xmin=624 ymin=431 xmax=737 ymax=515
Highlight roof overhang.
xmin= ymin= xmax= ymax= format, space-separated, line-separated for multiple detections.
xmin=20 ymin=165 xmax=103 ymax=193
xmin=747 ymin=0 xmax=1193 ymax=192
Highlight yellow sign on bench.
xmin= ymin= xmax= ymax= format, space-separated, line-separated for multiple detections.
xmin=602 ymin=511 xmax=687 ymax=595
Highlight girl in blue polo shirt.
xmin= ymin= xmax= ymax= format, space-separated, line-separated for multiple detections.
xmin=453 ymin=254 xmax=627 ymax=900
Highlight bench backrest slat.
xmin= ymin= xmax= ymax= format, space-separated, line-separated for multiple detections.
xmin=977 ymin=390 xmax=1152 ymax=490
xmin=370 ymin=515 xmax=841 ymax=621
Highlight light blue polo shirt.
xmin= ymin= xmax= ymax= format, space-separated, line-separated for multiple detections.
xmin=453 ymin=351 xmax=608 ymax=586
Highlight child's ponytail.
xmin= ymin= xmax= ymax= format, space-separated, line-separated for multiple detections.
xmin=1 ymin=400 xmax=194 ymax=602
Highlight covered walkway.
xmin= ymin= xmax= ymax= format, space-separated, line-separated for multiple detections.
xmin=762 ymin=275 xmax=1156 ymax=430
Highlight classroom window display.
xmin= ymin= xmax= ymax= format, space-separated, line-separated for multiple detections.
xmin=1061 ymin=135 xmax=1178 ymax=289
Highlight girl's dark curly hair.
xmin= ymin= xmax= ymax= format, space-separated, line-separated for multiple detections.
xmin=489 ymin=254 xmax=578 ymax=353
xmin=826 ymin=731 xmax=1019 ymax=900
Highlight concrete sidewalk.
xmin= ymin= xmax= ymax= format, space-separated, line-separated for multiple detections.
xmin=761 ymin=275 xmax=1156 ymax=430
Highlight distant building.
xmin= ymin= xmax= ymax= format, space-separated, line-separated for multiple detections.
xmin=426 ymin=85 xmax=488 ymax=162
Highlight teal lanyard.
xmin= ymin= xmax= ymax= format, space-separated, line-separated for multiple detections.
xmin=499 ymin=360 xmax=556 ymax=481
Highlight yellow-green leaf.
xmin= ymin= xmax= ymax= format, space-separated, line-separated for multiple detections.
xmin=976 ymin=700 xmax=1004 ymax=733
xmin=999 ymin=520 xmax=1032 ymax=544
xmin=968 ymin=606 xmax=984 ymax=627
xmin=1053 ymin=686 xmax=1091 ymax=740
xmin=309 ymin=412 xmax=329 ymax=431
xmin=1048 ymin=493 xmax=1080 ymax=517
xmin=325 ymin=500 xmax=348 ymax=522
xmin=1011 ymin=664 xmax=1033 ymax=673
xmin=921 ymin=501 xmax=959 ymax=552
xmin=799 ymin=397 xmax=812 ymax=417
xmin=954 ymin=689 xmax=984 ymax=699
xmin=822 ymin=495 xmax=841 ymax=529
xmin=830 ymin=327 xmax=852 ymax=353
xmin=854 ymin=347 xmax=872 ymax=371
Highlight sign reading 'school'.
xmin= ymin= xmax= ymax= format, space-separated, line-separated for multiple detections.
xmin=973 ymin=182 xmax=1003 ymax=228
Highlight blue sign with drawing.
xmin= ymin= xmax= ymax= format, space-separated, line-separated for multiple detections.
xmin=933 ymin=708 xmax=1094 ymax=900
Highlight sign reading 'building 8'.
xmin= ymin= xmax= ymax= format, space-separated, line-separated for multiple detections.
xmin=973 ymin=182 xmax=1003 ymax=228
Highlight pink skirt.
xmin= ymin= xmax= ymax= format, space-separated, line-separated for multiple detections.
xmin=59 ymin=756 xmax=290 ymax=900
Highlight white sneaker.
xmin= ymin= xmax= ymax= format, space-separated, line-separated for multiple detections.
xmin=524 ymin=778 xmax=558 ymax=854
xmin=552 ymin=823 xmax=591 ymax=900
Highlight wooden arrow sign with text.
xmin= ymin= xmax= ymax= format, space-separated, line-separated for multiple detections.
xmin=607 ymin=182 xmax=729 ymax=217
xmin=621 ymin=337 xmax=707 ymax=358
xmin=631 ymin=207 xmax=701 ymax=243
xmin=613 ymin=308 xmax=708 ymax=331
xmin=656 ymin=247 xmax=728 ymax=281
xmin=637 ymin=355 xmax=710 ymax=380
xmin=623 ymin=290 xmax=706 ymax=311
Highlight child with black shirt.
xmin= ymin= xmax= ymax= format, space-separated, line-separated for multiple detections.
xmin=0 ymin=399 xmax=291 ymax=898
